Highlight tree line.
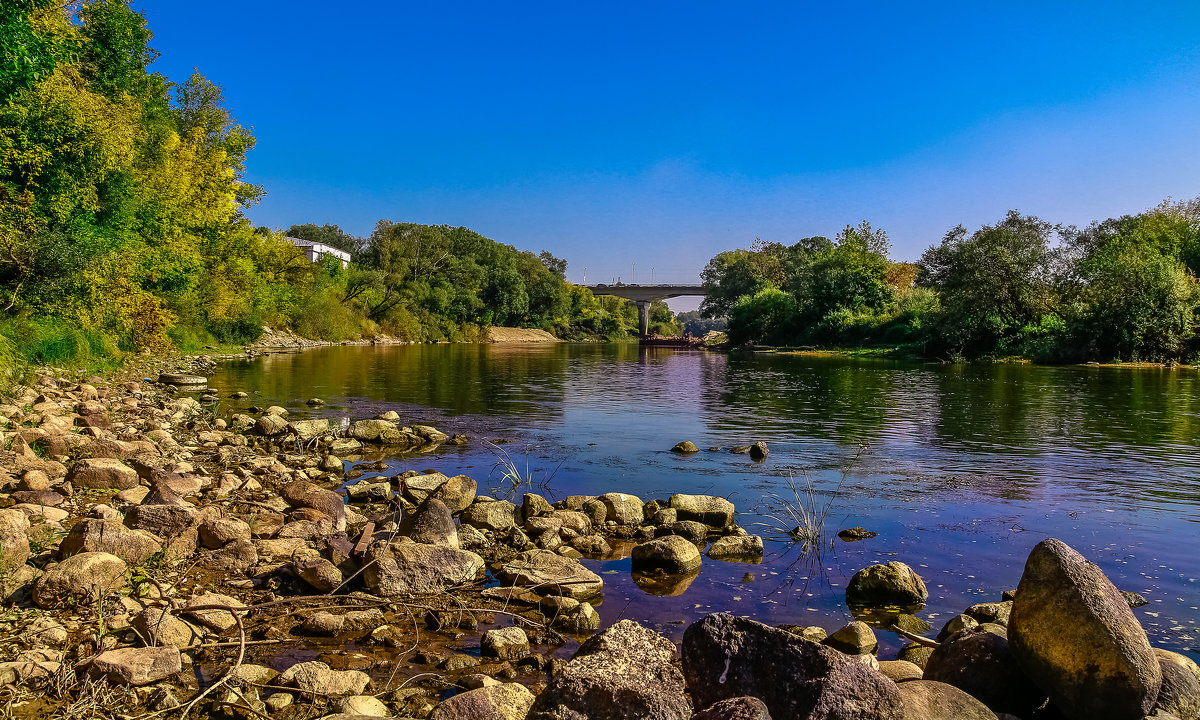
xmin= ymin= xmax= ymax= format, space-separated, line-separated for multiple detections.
xmin=0 ymin=0 xmax=660 ymax=373
xmin=700 ymin=200 xmax=1200 ymax=362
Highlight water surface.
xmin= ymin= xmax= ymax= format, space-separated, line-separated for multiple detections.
xmin=211 ymin=344 xmax=1200 ymax=660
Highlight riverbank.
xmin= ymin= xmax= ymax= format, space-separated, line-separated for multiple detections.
xmin=0 ymin=358 xmax=1196 ymax=719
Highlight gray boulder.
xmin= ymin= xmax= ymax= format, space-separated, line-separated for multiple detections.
xmin=895 ymin=680 xmax=998 ymax=720
xmin=1008 ymin=538 xmax=1161 ymax=720
xmin=669 ymin=493 xmax=735 ymax=528
xmin=461 ymin=499 xmax=518 ymax=531
xmin=527 ymin=619 xmax=690 ymax=720
xmin=598 ymin=492 xmax=644 ymax=525
xmin=708 ymin=535 xmax=764 ymax=560
xmin=496 ymin=549 xmax=603 ymax=600
xmin=682 ymin=613 xmax=902 ymax=720
xmin=924 ymin=626 xmax=1045 ymax=716
xmin=846 ymin=561 xmax=929 ymax=606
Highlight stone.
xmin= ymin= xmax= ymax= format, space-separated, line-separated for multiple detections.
xmin=462 ymin=499 xmax=518 ymax=531
xmin=936 ymin=614 xmax=979 ymax=642
xmin=67 ymin=458 xmax=139 ymax=490
xmin=965 ymin=601 xmax=1012 ymax=626
xmin=598 ymin=492 xmax=645 ymax=525
xmin=430 ymin=682 xmax=535 ymax=720
xmin=671 ymin=441 xmax=700 ymax=453
xmin=897 ymin=643 xmax=934 ymax=669
xmin=256 ymin=413 xmax=289 ymax=435
xmin=656 ymin=520 xmax=709 ymax=543
xmin=527 ymin=619 xmax=690 ymax=720
xmin=1153 ymin=652 xmax=1200 ymax=720
xmin=482 ymin=626 xmax=529 ymax=660
xmin=278 ymin=660 xmax=370 ymax=696
xmin=402 ymin=498 xmax=459 ymax=548
xmin=523 ymin=492 xmax=554 ymax=517
xmin=319 ymin=455 xmax=343 ymax=473
xmin=88 ymin=647 xmax=181 ymax=686
xmin=362 ymin=541 xmax=485 ymax=596
xmin=33 ymin=552 xmax=127 ymax=608
xmin=281 ymin=480 xmax=346 ymax=531
xmin=895 ymin=680 xmax=998 ymax=720
xmin=431 ymin=474 xmax=477 ymax=513
xmin=748 ymin=441 xmax=769 ymax=460
xmin=669 ymin=493 xmax=735 ymax=528
xmin=132 ymin=607 xmax=206 ymax=648
xmin=823 ymin=621 xmax=878 ymax=655
xmin=199 ymin=516 xmax=253 ymax=549
xmin=682 ymin=613 xmax=902 ymax=720
xmin=846 ymin=561 xmax=929 ymax=606
xmin=496 ymin=549 xmax=603 ymax=600
xmin=693 ymin=696 xmax=773 ymax=720
xmin=837 ymin=526 xmax=878 ymax=541
xmin=631 ymin=535 xmax=702 ymax=573
xmin=924 ymin=626 xmax=1045 ymax=716
xmin=294 ymin=557 xmax=344 ymax=592
xmin=708 ymin=535 xmax=764 ymax=560
xmin=125 ymin=504 xmax=199 ymax=539
xmin=878 ymin=660 xmax=924 ymax=682
xmin=1008 ymin=538 xmax=1162 ymax=720
xmin=0 ymin=509 xmax=31 ymax=572
xmin=60 ymin=517 xmax=162 ymax=565
xmin=337 ymin=695 xmax=390 ymax=716
xmin=183 ymin=592 xmax=246 ymax=632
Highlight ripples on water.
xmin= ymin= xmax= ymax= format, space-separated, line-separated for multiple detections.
xmin=211 ymin=344 xmax=1200 ymax=660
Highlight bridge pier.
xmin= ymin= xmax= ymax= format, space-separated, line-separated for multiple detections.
xmin=637 ymin=300 xmax=650 ymax=338
xmin=582 ymin=284 xmax=706 ymax=339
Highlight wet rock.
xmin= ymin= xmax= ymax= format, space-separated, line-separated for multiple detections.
xmin=496 ymin=549 xmax=603 ymax=600
xmin=0 ymin=509 xmax=31 ymax=572
xmin=289 ymin=418 xmax=333 ymax=441
xmin=837 ymin=527 xmax=878 ymax=541
xmin=60 ymin=517 xmax=162 ymax=565
xmin=878 ymin=660 xmax=924 ymax=682
xmin=523 ymin=492 xmax=554 ymax=517
xmin=570 ymin=534 xmax=611 ymax=555
xmin=299 ymin=612 xmax=345 ymax=636
xmin=937 ymin=614 xmax=979 ymax=642
xmin=748 ymin=441 xmax=769 ymax=460
xmin=256 ymin=413 xmax=289 ymax=435
xmin=708 ymin=535 xmax=764 ymax=560
xmin=924 ymin=626 xmax=1045 ymax=716
xmin=897 ymin=642 xmax=934 ymax=669
xmin=430 ymin=682 xmax=535 ymax=720
xmin=656 ymin=520 xmax=709 ymax=543
xmin=671 ymin=441 xmax=700 ymax=453
xmin=823 ymin=621 xmax=878 ymax=655
xmin=278 ymin=660 xmax=370 ymax=696
xmin=67 ymin=458 xmax=139 ymax=490
xmin=482 ymin=626 xmax=529 ymax=661
xmin=401 ymin=497 xmax=459 ymax=548
xmin=33 ymin=551 xmax=127 ymax=608
xmin=632 ymin=535 xmax=702 ymax=574
xmin=693 ymin=696 xmax=773 ymax=720
xmin=682 ymin=613 xmax=902 ymax=720
xmin=964 ymin=601 xmax=1012 ymax=626
xmin=846 ymin=561 xmax=929 ymax=606
xmin=1122 ymin=590 xmax=1149 ymax=609
xmin=183 ymin=592 xmax=246 ymax=632
xmin=336 ymin=695 xmax=390 ymax=716
xmin=88 ymin=646 xmax=181 ymax=686
xmin=319 ymin=455 xmax=343 ymax=473
xmin=527 ymin=619 xmax=690 ymax=720
xmin=779 ymin=625 xmax=828 ymax=643
xmin=281 ymin=480 xmax=346 ymax=531
xmin=634 ymin=568 xmax=700 ymax=596
xmin=294 ymin=557 xmax=344 ymax=592
xmin=895 ymin=680 xmax=998 ymax=720
xmin=346 ymin=481 xmax=391 ymax=502
xmin=1009 ymin=538 xmax=1161 ymax=720
xmin=462 ymin=499 xmax=518 ymax=531
xmin=669 ymin=493 xmax=735 ymax=528
xmin=599 ymin=492 xmax=644 ymax=525
xmin=363 ymin=540 xmax=485 ymax=596
xmin=199 ymin=515 xmax=252 ymax=549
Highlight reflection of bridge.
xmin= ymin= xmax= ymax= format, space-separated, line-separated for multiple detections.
xmin=584 ymin=283 xmax=706 ymax=337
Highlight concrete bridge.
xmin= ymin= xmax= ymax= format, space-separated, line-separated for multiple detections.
xmin=584 ymin=283 xmax=706 ymax=337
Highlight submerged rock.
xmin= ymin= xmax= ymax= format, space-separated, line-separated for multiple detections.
xmin=846 ymin=561 xmax=929 ymax=606
xmin=671 ymin=441 xmax=700 ymax=453
xmin=1008 ymin=538 xmax=1161 ymax=720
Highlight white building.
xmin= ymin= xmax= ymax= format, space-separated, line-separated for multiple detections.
xmin=285 ymin=237 xmax=351 ymax=269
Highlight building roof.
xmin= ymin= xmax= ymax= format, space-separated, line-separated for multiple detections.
xmin=285 ymin=237 xmax=351 ymax=261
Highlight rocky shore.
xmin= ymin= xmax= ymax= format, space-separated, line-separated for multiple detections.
xmin=0 ymin=360 xmax=1196 ymax=720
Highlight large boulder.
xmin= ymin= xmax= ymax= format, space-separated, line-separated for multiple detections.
xmin=495 ymin=550 xmax=603 ymax=600
xmin=281 ymin=480 xmax=346 ymax=531
xmin=1152 ymin=651 xmax=1200 ymax=720
xmin=362 ymin=540 xmax=484 ymax=596
xmin=682 ymin=613 xmax=902 ymax=720
xmin=631 ymin=535 xmax=702 ymax=574
xmin=526 ymin=619 xmax=690 ymax=720
xmin=33 ymin=552 xmax=127 ymax=608
xmin=845 ymin=562 xmax=929 ymax=606
xmin=1008 ymin=539 xmax=1161 ymax=720
xmin=598 ymin=492 xmax=644 ymax=526
xmin=68 ymin=458 xmax=139 ymax=490
xmin=692 ymin=697 xmax=772 ymax=720
xmin=430 ymin=474 xmax=477 ymax=514
xmin=924 ymin=626 xmax=1045 ymax=716
xmin=60 ymin=517 xmax=163 ymax=565
xmin=401 ymin=498 xmax=459 ymax=548
xmin=461 ymin=499 xmax=518 ymax=531
xmin=669 ymin=494 xmax=735 ymax=528
xmin=895 ymin=680 xmax=998 ymax=720
xmin=430 ymin=682 xmax=535 ymax=720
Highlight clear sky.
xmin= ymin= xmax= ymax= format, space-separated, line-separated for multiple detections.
xmin=137 ymin=1 xmax=1200 ymax=309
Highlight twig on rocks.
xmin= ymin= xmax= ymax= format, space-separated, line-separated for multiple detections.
xmin=889 ymin=624 xmax=940 ymax=648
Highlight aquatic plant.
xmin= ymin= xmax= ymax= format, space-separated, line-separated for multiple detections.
xmin=486 ymin=441 xmax=563 ymax=499
xmin=751 ymin=446 xmax=863 ymax=552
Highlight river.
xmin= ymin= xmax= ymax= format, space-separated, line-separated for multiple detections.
xmin=209 ymin=343 xmax=1200 ymax=661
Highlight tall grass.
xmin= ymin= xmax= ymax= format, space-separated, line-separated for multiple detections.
xmin=486 ymin=441 xmax=562 ymax=499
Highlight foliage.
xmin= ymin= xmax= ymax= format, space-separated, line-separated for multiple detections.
xmin=676 ymin=309 xmax=726 ymax=336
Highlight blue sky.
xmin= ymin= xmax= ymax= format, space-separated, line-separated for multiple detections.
xmin=139 ymin=1 xmax=1200 ymax=302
